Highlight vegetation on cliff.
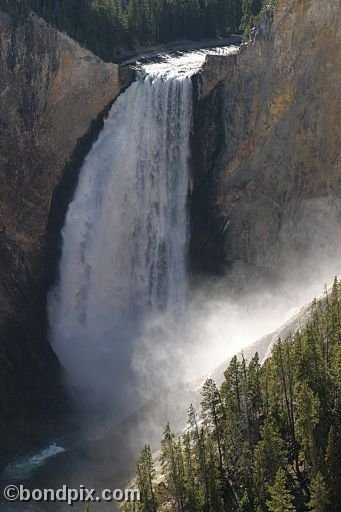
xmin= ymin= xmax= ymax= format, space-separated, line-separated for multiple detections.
xmin=240 ymin=0 xmax=277 ymax=39
xmin=0 ymin=0 xmax=265 ymax=60
xmin=130 ymin=279 xmax=341 ymax=511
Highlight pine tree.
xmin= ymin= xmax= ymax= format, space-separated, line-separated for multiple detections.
xmin=266 ymin=468 xmax=295 ymax=512
xmin=201 ymin=378 xmax=225 ymax=474
xmin=253 ymin=420 xmax=286 ymax=509
xmin=240 ymin=0 xmax=254 ymax=39
xmin=272 ymin=338 xmax=301 ymax=478
xmin=182 ymin=431 xmax=203 ymax=512
xmin=240 ymin=491 xmax=253 ymax=512
xmin=136 ymin=444 xmax=157 ymax=512
xmin=325 ymin=425 xmax=341 ymax=510
xmin=295 ymin=380 xmax=320 ymax=471
xmin=240 ymin=353 xmax=255 ymax=460
xmin=307 ymin=472 xmax=330 ymax=512
xmin=188 ymin=405 xmax=210 ymax=511
xmin=248 ymin=352 xmax=263 ymax=431
xmin=222 ymin=356 xmax=242 ymax=417
xmin=205 ymin=433 xmax=224 ymax=512
xmin=160 ymin=423 xmax=185 ymax=512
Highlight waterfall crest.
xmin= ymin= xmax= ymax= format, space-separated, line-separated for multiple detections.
xmin=48 ymin=53 xmax=205 ymax=413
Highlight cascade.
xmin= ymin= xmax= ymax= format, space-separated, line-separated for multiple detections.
xmin=48 ymin=52 xmax=209 ymax=414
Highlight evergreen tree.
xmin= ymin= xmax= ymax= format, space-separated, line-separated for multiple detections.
xmin=253 ymin=420 xmax=286 ymax=509
xmin=160 ymin=423 xmax=185 ymax=512
xmin=266 ymin=468 xmax=295 ymax=512
xmin=240 ymin=0 xmax=254 ymax=39
xmin=133 ymin=281 xmax=341 ymax=512
xmin=271 ymin=338 xmax=301 ymax=477
xmin=307 ymin=472 xmax=330 ymax=512
xmin=325 ymin=425 xmax=341 ymax=510
xmin=136 ymin=444 xmax=157 ymax=512
xmin=205 ymin=436 xmax=224 ymax=512
xmin=201 ymin=378 xmax=225 ymax=475
xmin=295 ymin=380 xmax=320 ymax=471
xmin=182 ymin=430 xmax=203 ymax=512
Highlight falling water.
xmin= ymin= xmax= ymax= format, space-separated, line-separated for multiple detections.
xmin=48 ymin=51 xmax=219 ymax=415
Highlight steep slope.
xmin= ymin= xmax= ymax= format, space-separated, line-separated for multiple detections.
xmin=131 ymin=279 xmax=341 ymax=512
xmin=210 ymin=285 xmax=325 ymax=385
xmin=191 ymin=0 xmax=341 ymax=274
xmin=0 ymin=10 xmax=131 ymax=452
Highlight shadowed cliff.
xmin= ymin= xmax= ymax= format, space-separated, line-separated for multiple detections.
xmin=0 ymin=10 xmax=132 ymax=453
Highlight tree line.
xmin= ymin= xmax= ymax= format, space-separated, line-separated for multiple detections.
xmin=0 ymin=0 xmax=268 ymax=61
xmin=130 ymin=278 xmax=341 ymax=512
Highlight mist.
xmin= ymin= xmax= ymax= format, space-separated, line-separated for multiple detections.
xmin=132 ymin=196 xmax=341 ymax=401
xmin=49 ymin=170 xmax=341 ymax=436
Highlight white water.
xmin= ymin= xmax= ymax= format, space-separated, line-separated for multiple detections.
xmin=48 ymin=52 xmax=212 ymax=414
xmin=1 ymin=444 xmax=65 ymax=481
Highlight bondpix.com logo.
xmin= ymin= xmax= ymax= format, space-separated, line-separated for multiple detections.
xmin=3 ymin=484 xmax=140 ymax=505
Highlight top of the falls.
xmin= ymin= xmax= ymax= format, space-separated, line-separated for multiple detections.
xmin=138 ymin=45 xmax=239 ymax=79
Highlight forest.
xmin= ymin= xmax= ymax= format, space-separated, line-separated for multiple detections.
xmin=130 ymin=279 xmax=341 ymax=512
xmin=0 ymin=0 xmax=267 ymax=61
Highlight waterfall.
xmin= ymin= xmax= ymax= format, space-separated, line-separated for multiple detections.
xmin=48 ymin=52 xmax=208 ymax=415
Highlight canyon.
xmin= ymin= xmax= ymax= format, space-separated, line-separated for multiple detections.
xmin=0 ymin=0 xmax=340 ymax=455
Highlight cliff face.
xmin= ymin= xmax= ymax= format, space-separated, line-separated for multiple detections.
xmin=191 ymin=0 xmax=341 ymax=274
xmin=0 ymin=11 xmax=131 ymax=452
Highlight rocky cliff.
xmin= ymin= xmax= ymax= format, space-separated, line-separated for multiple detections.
xmin=191 ymin=0 xmax=341 ymax=276
xmin=0 ymin=10 xmax=131 ymax=452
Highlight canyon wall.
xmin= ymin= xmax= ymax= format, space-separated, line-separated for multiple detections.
xmin=0 ymin=10 xmax=131 ymax=451
xmin=191 ymin=0 xmax=341 ymax=276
